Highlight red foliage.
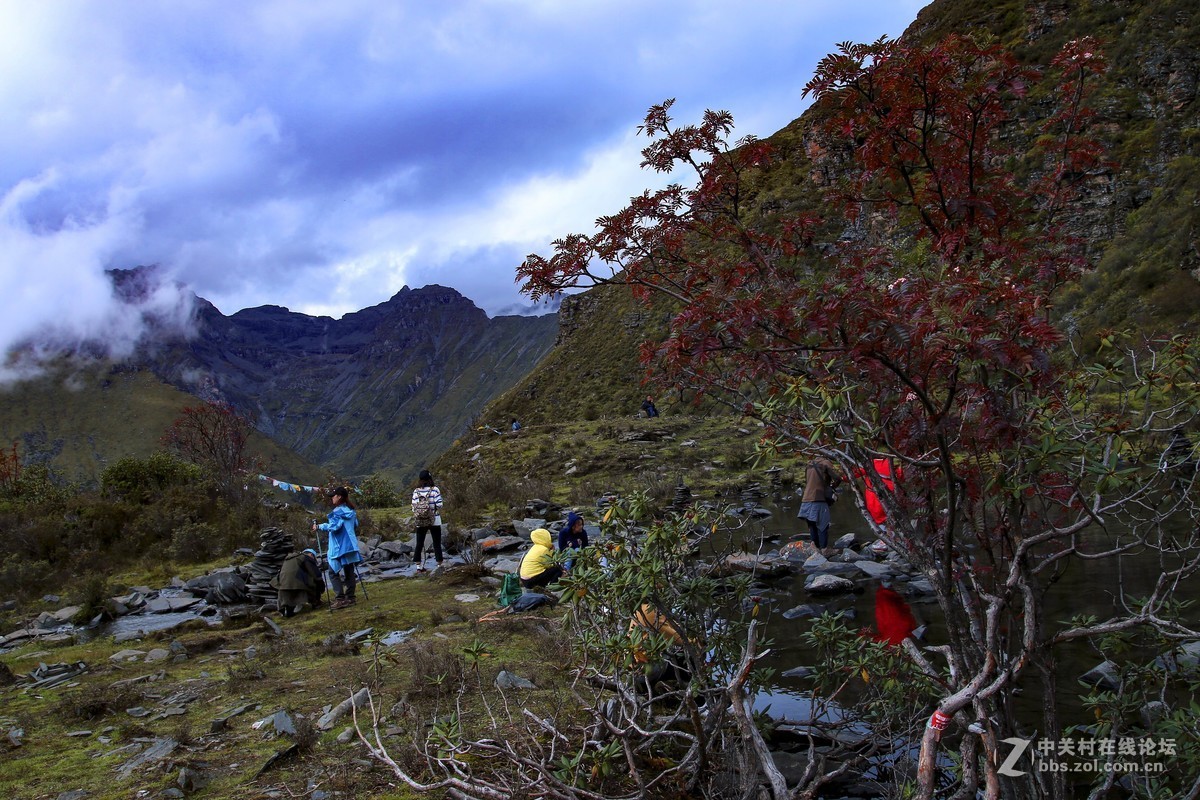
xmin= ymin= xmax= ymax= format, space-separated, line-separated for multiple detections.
xmin=0 ymin=441 xmax=21 ymax=494
xmin=518 ymin=36 xmax=1109 ymax=567
xmin=160 ymin=401 xmax=254 ymax=493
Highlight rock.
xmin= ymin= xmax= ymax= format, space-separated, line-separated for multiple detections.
xmin=42 ymin=594 xmax=61 ymax=603
xmin=378 ymin=540 xmax=411 ymax=558
xmin=36 ymin=612 xmax=63 ymax=630
xmin=144 ymin=648 xmax=171 ymax=664
xmin=1140 ymin=700 xmax=1169 ymax=728
xmin=336 ymin=726 xmax=356 ymax=743
xmin=494 ymin=670 xmax=536 ymax=690
xmin=271 ymin=710 xmax=297 ymax=737
xmin=511 ymin=519 xmax=547 ymax=538
xmin=186 ymin=572 xmax=248 ymax=605
xmin=833 ymin=533 xmax=857 ymax=549
xmin=453 ymin=594 xmax=481 ymax=603
xmin=479 ymin=535 xmax=526 ymax=554
xmin=1157 ymin=640 xmax=1200 ymax=674
xmin=780 ymin=666 xmax=815 ymax=679
xmin=318 ymin=688 xmax=371 ymax=730
xmin=55 ymin=792 xmax=89 ymax=800
xmin=110 ymin=649 xmax=146 ymax=663
xmin=905 ymin=578 xmax=935 ymax=596
xmin=804 ymin=574 xmax=855 ymax=595
xmin=7 ymin=727 xmax=24 ymax=747
xmin=176 ymin=762 xmax=207 ymax=796
xmin=1079 ymin=660 xmax=1121 ymax=691
xmin=781 ymin=540 xmax=818 ymax=562
xmin=853 ymin=561 xmax=894 ymax=579
xmin=802 ymin=553 xmax=829 ymax=570
xmin=51 ymin=606 xmax=82 ymax=622
xmin=145 ymin=596 xmax=202 ymax=614
xmin=722 ymin=552 xmax=790 ymax=577
xmin=126 ymin=707 xmax=150 ymax=717
xmin=770 ymin=749 xmax=812 ymax=785
xmin=346 ymin=628 xmax=375 ymax=643
xmin=782 ymin=604 xmax=826 ymax=620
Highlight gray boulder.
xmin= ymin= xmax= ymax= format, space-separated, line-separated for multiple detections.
xmin=495 ymin=670 xmax=536 ymax=690
xmin=804 ymin=574 xmax=855 ymax=595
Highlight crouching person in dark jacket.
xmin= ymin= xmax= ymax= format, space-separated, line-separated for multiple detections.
xmin=277 ymin=548 xmax=325 ymax=617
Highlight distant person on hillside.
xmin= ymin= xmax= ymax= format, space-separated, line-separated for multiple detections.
xmin=510 ymin=418 xmax=522 ymax=432
xmin=798 ymin=456 xmax=842 ymax=550
xmin=276 ymin=548 xmax=324 ymax=617
xmin=313 ymin=487 xmax=361 ymax=609
xmin=519 ymin=528 xmax=563 ymax=593
xmin=411 ymin=469 xmax=444 ymax=573
xmin=641 ymin=396 xmax=659 ymax=418
xmin=557 ymin=511 xmax=589 ymax=571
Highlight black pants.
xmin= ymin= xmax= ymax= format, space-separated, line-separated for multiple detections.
xmin=414 ymin=525 xmax=443 ymax=564
xmin=327 ymin=563 xmax=357 ymax=599
xmin=520 ymin=565 xmax=563 ymax=590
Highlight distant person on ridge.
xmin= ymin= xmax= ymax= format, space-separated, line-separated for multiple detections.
xmin=798 ymin=456 xmax=842 ymax=551
xmin=641 ymin=396 xmax=659 ymax=418
xmin=313 ymin=487 xmax=361 ymax=609
xmin=511 ymin=418 xmax=522 ymax=432
xmin=411 ymin=469 xmax=444 ymax=573
xmin=276 ymin=548 xmax=325 ymax=617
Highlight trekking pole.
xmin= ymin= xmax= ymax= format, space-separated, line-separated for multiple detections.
xmin=353 ymin=562 xmax=369 ymax=600
xmin=311 ymin=518 xmax=334 ymax=613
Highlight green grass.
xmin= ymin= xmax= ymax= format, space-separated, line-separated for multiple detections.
xmin=0 ymin=566 xmax=569 ymax=799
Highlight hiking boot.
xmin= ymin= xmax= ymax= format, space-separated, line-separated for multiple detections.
xmin=345 ymin=596 xmax=357 ymax=605
xmin=331 ymin=597 xmax=351 ymax=610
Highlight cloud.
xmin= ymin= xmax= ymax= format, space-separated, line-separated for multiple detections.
xmin=0 ymin=0 xmax=926 ymax=358
xmin=0 ymin=172 xmax=195 ymax=381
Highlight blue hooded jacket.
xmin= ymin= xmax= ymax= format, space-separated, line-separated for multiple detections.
xmin=319 ymin=505 xmax=362 ymax=571
xmin=558 ymin=512 xmax=588 ymax=551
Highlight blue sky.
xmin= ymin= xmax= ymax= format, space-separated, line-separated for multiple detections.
xmin=0 ymin=0 xmax=925 ymax=362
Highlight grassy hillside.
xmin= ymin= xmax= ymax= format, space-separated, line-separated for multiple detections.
xmin=0 ymin=562 xmax=571 ymax=800
xmin=0 ymin=366 xmax=325 ymax=486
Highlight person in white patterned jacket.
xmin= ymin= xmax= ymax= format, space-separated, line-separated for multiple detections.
xmin=411 ymin=469 xmax=444 ymax=573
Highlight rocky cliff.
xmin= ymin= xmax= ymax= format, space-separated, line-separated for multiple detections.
xmin=133 ymin=282 xmax=558 ymax=482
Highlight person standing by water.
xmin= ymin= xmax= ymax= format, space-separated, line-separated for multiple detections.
xmin=313 ymin=487 xmax=361 ymax=609
xmin=798 ymin=457 xmax=842 ymax=551
xmin=411 ymin=469 xmax=444 ymax=573
xmin=641 ymin=396 xmax=659 ymax=418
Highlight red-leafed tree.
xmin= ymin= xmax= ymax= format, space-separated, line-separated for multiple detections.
xmin=161 ymin=401 xmax=254 ymax=498
xmin=510 ymin=35 xmax=1200 ymax=800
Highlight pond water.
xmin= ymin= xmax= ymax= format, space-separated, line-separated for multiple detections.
xmin=729 ymin=490 xmax=1191 ymax=731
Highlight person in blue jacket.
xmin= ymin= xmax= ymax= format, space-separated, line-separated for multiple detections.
xmin=312 ymin=486 xmax=361 ymax=609
xmin=558 ymin=511 xmax=589 ymax=571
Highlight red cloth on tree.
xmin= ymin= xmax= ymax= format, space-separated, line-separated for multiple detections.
xmin=855 ymin=458 xmax=901 ymax=525
xmin=873 ymin=585 xmax=917 ymax=646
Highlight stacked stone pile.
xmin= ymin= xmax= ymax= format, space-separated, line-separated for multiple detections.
xmin=246 ymin=527 xmax=294 ymax=605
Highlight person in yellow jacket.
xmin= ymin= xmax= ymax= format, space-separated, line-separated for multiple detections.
xmin=519 ymin=528 xmax=563 ymax=590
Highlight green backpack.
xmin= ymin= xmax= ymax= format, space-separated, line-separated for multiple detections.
xmin=499 ymin=573 xmax=522 ymax=607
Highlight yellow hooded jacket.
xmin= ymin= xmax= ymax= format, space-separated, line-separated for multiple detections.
xmin=519 ymin=528 xmax=555 ymax=580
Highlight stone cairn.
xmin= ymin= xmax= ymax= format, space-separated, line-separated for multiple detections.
xmin=246 ymin=527 xmax=294 ymax=605
xmin=671 ymin=482 xmax=694 ymax=512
